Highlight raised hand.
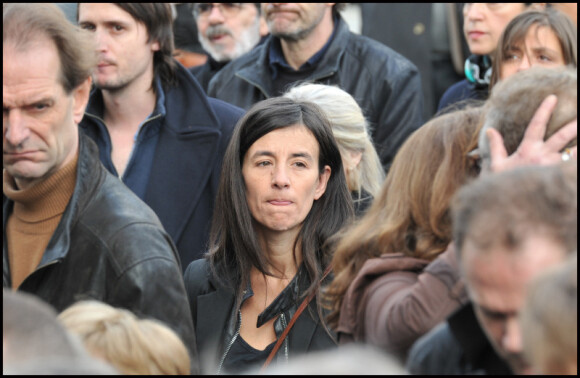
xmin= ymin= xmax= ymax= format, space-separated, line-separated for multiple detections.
xmin=486 ymin=94 xmax=577 ymax=173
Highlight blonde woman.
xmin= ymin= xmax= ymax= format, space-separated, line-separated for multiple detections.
xmin=59 ymin=300 xmax=191 ymax=375
xmin=285 ymin=83 xmax=385 ymax=216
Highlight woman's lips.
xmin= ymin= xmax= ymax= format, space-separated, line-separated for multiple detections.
xmin=468 ymin=31 xmax=486 ymax=39
xmin=268 ymin=200 xmax=292 ymax=205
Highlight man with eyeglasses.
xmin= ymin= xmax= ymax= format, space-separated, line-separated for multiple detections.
xmin=77 ymin=3 xmax=244 ymax=272
xmin=207 ymin=3 xmax=424 ymax=174
xmin=190 ymin=3 xmax=269 ymax=92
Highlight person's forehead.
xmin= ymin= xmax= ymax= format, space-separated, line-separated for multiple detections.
xmin=4 ymin=60 xmax=63 ymax=108
xmin=4 ymin=37 xmax=61 ymax=85
xmin=253 ymin=125 xmax=318 ymax=145
xmin=462 ymin=235 xmax=568 ymax=280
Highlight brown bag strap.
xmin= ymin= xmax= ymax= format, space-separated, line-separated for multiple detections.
xmin=260 ymin=264 xmax=333 ymax=372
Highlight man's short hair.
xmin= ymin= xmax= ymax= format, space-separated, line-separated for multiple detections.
xmin=452 ymin=162 xmax=577 ymax=258
xmin=3 ymin=3 xmax=96 ymax=94
xmin=478 ymin=67 xmax=577 ymax=169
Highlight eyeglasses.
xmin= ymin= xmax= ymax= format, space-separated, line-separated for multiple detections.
xmin=193 ymin=3 xmax=243 ymax=19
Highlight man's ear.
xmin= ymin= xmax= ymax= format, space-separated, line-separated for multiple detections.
xmin=151 ymin=40 xmax=160 ymax=52
xmin=72 ymin=76 xmax=92 ymax=125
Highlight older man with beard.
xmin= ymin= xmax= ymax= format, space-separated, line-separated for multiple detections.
xmin=190 ymin=3 xmax=269 ymax=92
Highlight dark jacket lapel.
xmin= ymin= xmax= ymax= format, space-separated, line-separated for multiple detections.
xmin=145 ymin=66 xmax=222 ymax=244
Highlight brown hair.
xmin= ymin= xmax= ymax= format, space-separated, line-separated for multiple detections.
xmin=3 ymin=3 xmax=96 ymax=93
xmin=452 ymin=162 xmax=577 ymax=260
xmin=490 ymin=8 xmax=577 ymax=90
xmin=479 ymin=66 xmax=577 ymax=169
xmin=324 ymin=106 xmax=483 ymax=329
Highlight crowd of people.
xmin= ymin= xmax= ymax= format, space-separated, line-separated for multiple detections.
xmin=3 ymin=3 xmax=577 ymax=375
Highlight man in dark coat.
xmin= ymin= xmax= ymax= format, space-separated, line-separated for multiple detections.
xmin=77 ymin=4 xmax=244 ymax=270
xmin=208 ymin=3 xmax=424 ymax=173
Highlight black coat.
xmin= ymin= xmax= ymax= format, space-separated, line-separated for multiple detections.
xmin=3 ymin=133 xmax=198 ymax=373
xmin=184 ymin=258 xmax=337 ymax=374
xmin=207 ymin=16 xmax=424 ymax=173
xmin=406 ymin=302 xmax=513 ymax=375
xmin=189 ymin=56 xmax=228 ymax=93
xmin=80 ymin=63 xmax=244 ymax=270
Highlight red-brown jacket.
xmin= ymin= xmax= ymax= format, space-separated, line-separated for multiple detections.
xmin=336 ymin=244 xmax=468 ymax=358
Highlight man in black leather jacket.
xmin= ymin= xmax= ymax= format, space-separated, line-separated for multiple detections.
xmin=3 ymin=4 xmax=198 ymax=373
xmin=208 ymin=3 xmax=424 ymax=173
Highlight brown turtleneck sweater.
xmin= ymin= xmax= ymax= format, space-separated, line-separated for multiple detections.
xmin=3 ymin=153 xmax=78 ymax=289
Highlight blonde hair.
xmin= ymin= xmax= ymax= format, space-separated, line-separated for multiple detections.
xmin=58 ymin=300 xmax=190 ymax=375
xmin=284 ymin=83 xmax=385 ymax=197
xmin=520 ymin=253 xmax=577 ymax=375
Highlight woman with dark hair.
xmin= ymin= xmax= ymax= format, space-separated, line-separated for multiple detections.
xmin=489 ymin=8 xmax=577 ymax=90
xmin=184 ymin=97 xmax=354 ymax=374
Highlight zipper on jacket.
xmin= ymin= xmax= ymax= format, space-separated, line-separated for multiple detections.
xmin=280 ymin=312 xmax=289 ymax=363
xmin=216 ymin=310 xmax=242 ymax=374
xmin=217 ymin=310 xmax=290 ymax=373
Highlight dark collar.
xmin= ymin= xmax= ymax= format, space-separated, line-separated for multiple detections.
xmin=247 ymin=264 xmax=309 ymax=327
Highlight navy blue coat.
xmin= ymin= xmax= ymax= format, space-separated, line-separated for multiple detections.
xmin=80 ymin=63 xmax=244 ymax=271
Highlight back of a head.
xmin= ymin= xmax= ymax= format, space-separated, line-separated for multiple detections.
xmin=4 ymin=356 xmax=119 ymax=375
xmin=3 ymin=3 xmax=96 ymax=94
xmin=520 ymin=252 xmax=577 ymax=375
xmin=254 ymin=344 xmax=407 ymax=375
xmin=371 ymin=106 xmax=483 ymax=259
xmin=3 ymin=290 xmax=88 ymax=367
xmin=59 ymin=300 xmax=190 ymax=375
xmin=452 ymin=162 xmax=577 ymax=259
xmin=479 ymin=67 xmax=577 ymax=168
xmin=284 ymin=83 xmax=385 ymax=196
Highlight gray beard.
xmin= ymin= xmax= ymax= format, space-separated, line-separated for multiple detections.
xmin=199 ymin=20 xmax=261 ymax=62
